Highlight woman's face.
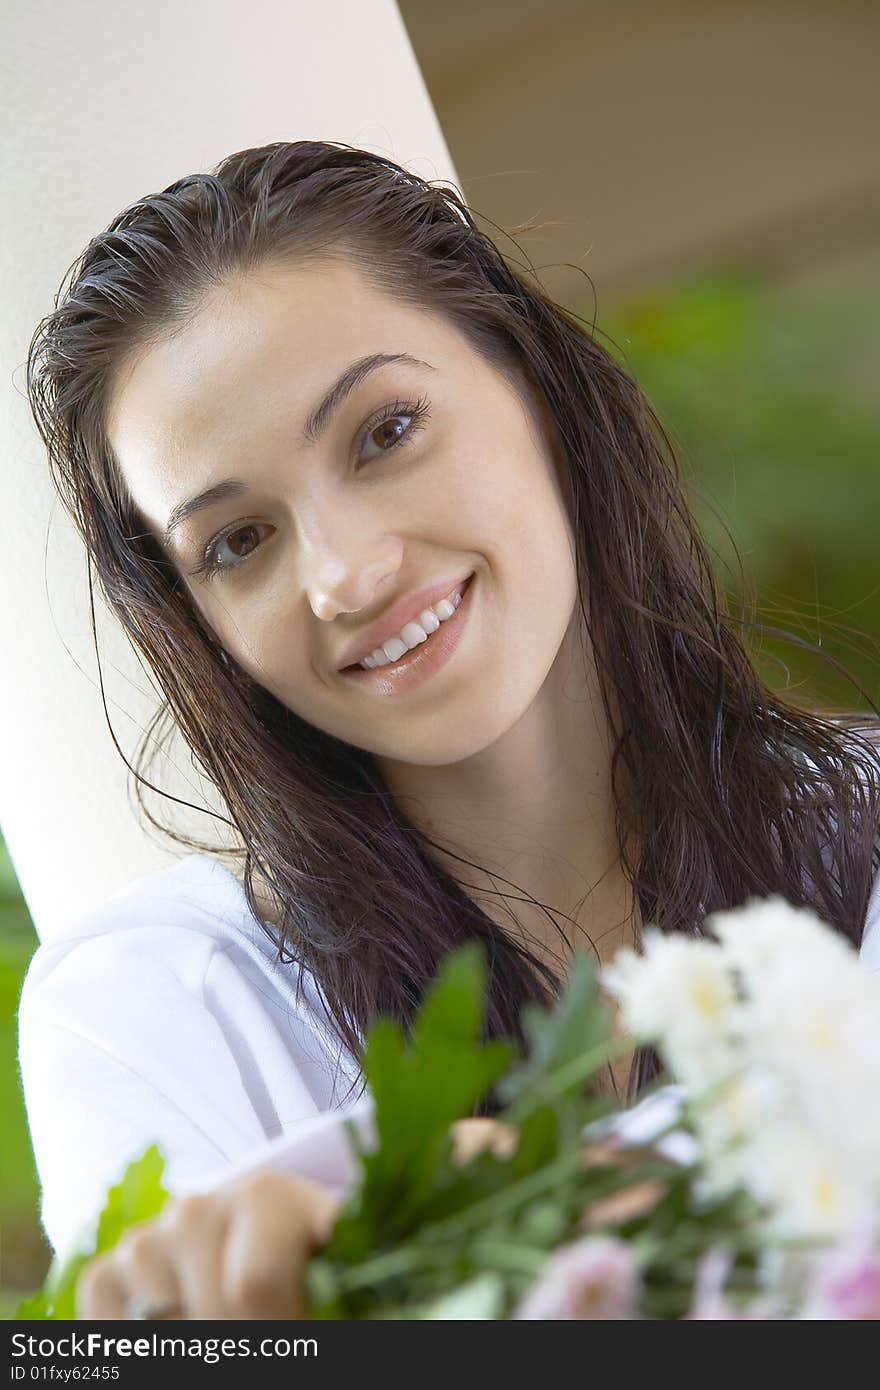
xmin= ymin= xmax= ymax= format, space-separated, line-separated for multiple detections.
xmin=106 ymin=256 xmax=582 ymax=767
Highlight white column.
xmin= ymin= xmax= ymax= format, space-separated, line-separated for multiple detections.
xmin=0 ymin=0 xmax=459 ymax=943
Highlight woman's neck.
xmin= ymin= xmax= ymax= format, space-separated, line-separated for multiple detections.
xmin=377 ymin=618 xmax=638 ymax=976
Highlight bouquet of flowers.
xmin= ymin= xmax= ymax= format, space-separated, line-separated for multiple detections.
xmin=18 ymin=895 xmax=880 ymax=1320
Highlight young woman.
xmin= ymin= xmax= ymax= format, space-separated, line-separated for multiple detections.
xmin=19 ymin=140 xmax=880 ymax=1320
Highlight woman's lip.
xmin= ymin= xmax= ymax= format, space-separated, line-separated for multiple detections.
xmin=338 ymin=572 xmax=475 ymax=671
xmin=339 ymin=572 xmax=475 ymax=689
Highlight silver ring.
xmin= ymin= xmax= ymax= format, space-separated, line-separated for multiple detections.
xmin=129 ymin=1297 xmax=184 ymax=1320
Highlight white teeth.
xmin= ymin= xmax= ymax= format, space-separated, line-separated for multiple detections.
xmin=355 ymin=578 xmax=470 ymax=670
xmin=419 ymin=608 xmax=440 ymax=634
xmin=382 ymin=636 xmax=408 ymax=662
xmin=400 ymin=625 xmax=428 ymax=650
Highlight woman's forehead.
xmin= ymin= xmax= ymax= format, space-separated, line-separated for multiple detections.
xmin=106 ymin=258 xmax=464 ymax=444
xmin=103 ymin=266 xmax=481 ymax=551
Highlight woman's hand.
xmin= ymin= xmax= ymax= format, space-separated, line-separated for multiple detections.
xmin=77 ymin=1123 xmax=516 ymax=1319
xmin=76 ymin=1168 xmax=342 ymax=1321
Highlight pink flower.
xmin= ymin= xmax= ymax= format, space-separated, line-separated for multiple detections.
xmin=512 ymin=1236 xmax=640 ymax=1319
xmin=803 ymin=1241 xmax=880 ymax=1319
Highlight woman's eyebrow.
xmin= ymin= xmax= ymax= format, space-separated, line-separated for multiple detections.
xmin=303 ymin=351 xmax=435 ymax=444
xmin=161 ymin=351 xmax=436 ymax=552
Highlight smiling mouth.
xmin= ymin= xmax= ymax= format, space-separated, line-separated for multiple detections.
xmin=339 ymin=573 xmax=474 ymax=673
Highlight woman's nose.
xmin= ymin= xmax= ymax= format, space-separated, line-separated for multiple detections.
xmin=293 ymin=490 xmax=404 ymax=620
xmin=307 ymin=547 xmax=403 ymax=622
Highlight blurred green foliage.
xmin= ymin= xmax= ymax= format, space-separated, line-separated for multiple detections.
xmin=599 ymin=256 xmax=880 ymax=711
xmin=0 ymin=836 xmax=50 ymax=1317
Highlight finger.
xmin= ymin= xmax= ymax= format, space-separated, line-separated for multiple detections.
xmin=451 ymin=1118 xmax=518 ymax=1165
xmin=109 ymin=1224 xmax=182 ymax=1320
xmin=450 ymin=1118 xmax=496 ymax=1165
xmin=487 ymin=1121 xmax=518 ymax=1159
xmin=219 ymin=1172 xmax=342 ymax=1320
xmin=76 ymin=1252 xmax=129 ymax=1321
xmin=155 ymin=1193 xmax=229 ymax=1320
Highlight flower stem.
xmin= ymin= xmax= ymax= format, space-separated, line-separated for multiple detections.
xmin=417 ymin=1150 xmax=587 ymax=1241
xmin=502 ymin=1036 xmax=635 ymax=1125
xmin=335 ymin=1243 xmax=456 ymax=1294
xmin=468 ymin=1239 xmax=549 ymax=1277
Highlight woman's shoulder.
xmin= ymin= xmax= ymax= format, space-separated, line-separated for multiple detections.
xmin=17 ymin=853 xmax=363 ymax=1264
xmin=21 ymin=852 xmax=291 ymax=992
xmin=16 ymin=852 xmax=345 ymax=1074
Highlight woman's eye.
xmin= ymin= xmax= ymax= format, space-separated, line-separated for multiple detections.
xmin=357 ymin=393 xmax=431 ymax=465
xmin=191 ymin=392 xmax=432 ymax=582
xmin=193 ymin=522 xmax=270 ymax=582
xmin=362 ymin=416 xmax=410 ymax=458
xmin=225 ymin=523 xmax=264 ymax=561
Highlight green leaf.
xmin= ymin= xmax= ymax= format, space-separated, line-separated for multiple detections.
xmin=14 ymin=1289 xmax=50 ymax=1319
xmin=93 ymin=1144 xmax=172 ymax=1251
xmin=504 ymin=1103 xmax=561 ymax=1181
xmin=319 ymin=943 xmax=516 ymax=1263
xmin=366 ymin=942 xmax=513 ymax=1154
xmin=16 ymin=1144 xmax=171 ymax=1320
xmin=495 ymin=947 xmax=609 ymax=1115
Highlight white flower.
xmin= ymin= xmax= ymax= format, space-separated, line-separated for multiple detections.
xmin=745 ymin=966 xmax=880 ymax=1155
xmin=689 ymin=1066 xmax=785 ymax=1200
xmin=762 ymin=1138 xmax=875 ymax=1241
xmin=707 ymin=897 xmax=862 ymax=1024
xmin=601 ymin=932 xmax=740 ymax=1092
xmin=604 ymin=892 xmax=880 ymax=1244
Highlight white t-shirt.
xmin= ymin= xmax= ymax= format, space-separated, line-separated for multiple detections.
xmin=18 ymin=850 xmax=880 ymax=1266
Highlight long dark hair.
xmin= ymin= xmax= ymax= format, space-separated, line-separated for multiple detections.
xmin=26 ymin=140 xmax=880 ymax=1111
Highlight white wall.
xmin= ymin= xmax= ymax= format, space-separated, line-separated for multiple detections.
xmin=0 ymin=0 xmax=459 ymax=942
